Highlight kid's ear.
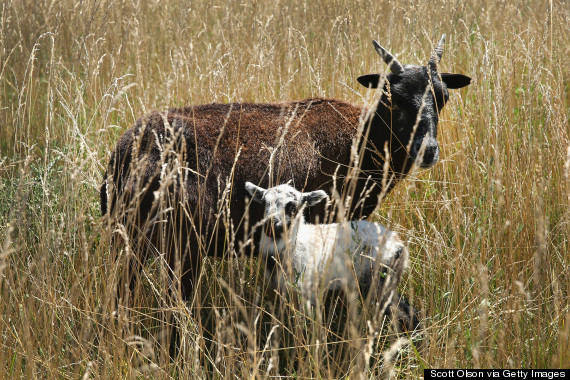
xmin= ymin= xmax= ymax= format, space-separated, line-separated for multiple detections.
xmin=441 ymin=73 xmax=471 ymax=89
xmin=301 ymin=190 xmax=328 ymax=206
xmin=357 ymin=74 xmax=382 ymax=89
xmin=245 ymin=182 xmax=265 ymax=203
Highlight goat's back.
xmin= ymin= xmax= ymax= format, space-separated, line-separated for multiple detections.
xmin=294 ymin=221 xmax=405 ymax=292
xmin=102 ymin=98 xmax=362 ymax=256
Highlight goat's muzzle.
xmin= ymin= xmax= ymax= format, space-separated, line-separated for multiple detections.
xmin=264 ymin=219 xmax=284 ymax=239
xmin=411 ymin=137 xmax=439 ymax=168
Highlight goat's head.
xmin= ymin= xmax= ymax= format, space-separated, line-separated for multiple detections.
xmin=357 ymin=34 xmax=471 ymax=168
xmin=245 ymin=182 xmax=328 ymax=239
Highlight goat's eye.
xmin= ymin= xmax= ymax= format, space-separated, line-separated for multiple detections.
xmin=285 ymin=202 xmax=297 ymax=215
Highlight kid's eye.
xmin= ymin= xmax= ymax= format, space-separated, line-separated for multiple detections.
xmin=285 ymin=202 xmax=297 ymax=215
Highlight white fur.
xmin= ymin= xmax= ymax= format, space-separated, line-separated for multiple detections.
xmin=246 ymin=182 xmax=407 ymax=305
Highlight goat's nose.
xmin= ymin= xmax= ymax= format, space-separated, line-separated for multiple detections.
xmin=265 ymin=217 xmax=283 ymax=237
xmin=269 ymin=216 xmax=282 ymax=227
xmin=422 ymin=140 xmax=439 ymax=165
xmin=413 ymin=137 xmax=439 ymax=168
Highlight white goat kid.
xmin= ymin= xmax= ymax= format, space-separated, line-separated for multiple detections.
xmin=245 ymin=182 xmax=408 ymax=308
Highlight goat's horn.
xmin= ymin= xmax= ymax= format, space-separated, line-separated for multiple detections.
xmin=372 ymin=40 xmax=404 ymax=74
xmin=428 ymin=34 xmax=446 ymax=69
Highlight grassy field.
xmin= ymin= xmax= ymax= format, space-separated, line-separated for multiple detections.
xmin=1 ymin=0 xmax=569 ymax=378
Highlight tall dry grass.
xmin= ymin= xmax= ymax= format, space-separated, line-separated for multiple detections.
xmin=0 ymin=0 xmax=568 ymax=378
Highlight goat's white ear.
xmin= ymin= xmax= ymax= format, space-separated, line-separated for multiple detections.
xmin=245 ymin=182 xmax=265 ymax=203
xmin=301 ymin=190 xmax=328 ymax=206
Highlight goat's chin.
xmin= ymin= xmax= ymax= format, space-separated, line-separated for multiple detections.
xmin=418 ymin=160 xmax=438 ymax=168
xmin=414 ymin=155 xmax=439 ymax=168
xmin=259 ymin=232 xmax=287 ymax=255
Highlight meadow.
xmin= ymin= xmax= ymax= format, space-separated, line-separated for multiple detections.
xmin=0 ymin=0 xmax=568 ymax=378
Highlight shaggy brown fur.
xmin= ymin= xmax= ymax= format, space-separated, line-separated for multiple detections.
xmin=102 ymin=98 xmax=366 ymax=294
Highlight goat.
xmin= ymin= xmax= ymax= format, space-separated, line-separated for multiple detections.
xmin=101 ymin=35 xmax=470 ymax=299
xmin=245 ymin=181 xmax=419 ymax=331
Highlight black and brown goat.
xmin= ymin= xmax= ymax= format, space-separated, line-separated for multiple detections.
xmin=101 ymin=35 xmax=470 ymax=299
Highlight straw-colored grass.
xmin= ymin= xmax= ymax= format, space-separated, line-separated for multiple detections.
xmin=1 ymin=0 xmax=568 ymax=378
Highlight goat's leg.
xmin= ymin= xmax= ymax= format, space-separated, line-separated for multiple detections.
xmin=368 ymin=246 xmax=421 ymax=335
xmin=391 ymin=291 xmax=421 ymax=334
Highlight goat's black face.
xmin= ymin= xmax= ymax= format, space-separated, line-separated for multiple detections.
xmin=386 ymin=65 xmax=448 ymax=168
xmin=357 ymin=35 xmax=471 ymax=169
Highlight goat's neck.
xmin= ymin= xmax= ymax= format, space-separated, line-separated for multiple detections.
xmin=359 ymin=102 xmax=413 ymax=184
